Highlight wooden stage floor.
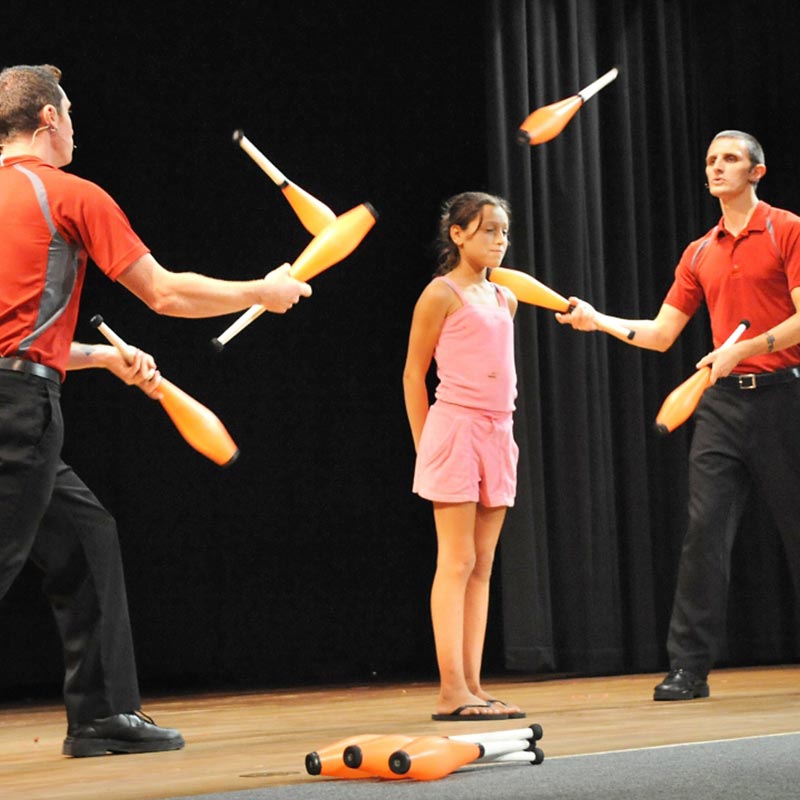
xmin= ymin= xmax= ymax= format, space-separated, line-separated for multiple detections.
xmin=2 ymin=665 xmax=798 ymax=800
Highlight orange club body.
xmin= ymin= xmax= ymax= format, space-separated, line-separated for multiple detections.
xmin=156 ymin=379 xmax=239 ymax=466
xmin=91 ymin=316 xmax=239 ymax=467
xmin=233 ymin=129 xmax=336 ymax=235
xmin=518 ymin=95 xmax=585 ymax=145
xmin=654 ymin=320 xmax=750 ymax=435
xmin=518 ymin=67 xmax=619 ymax=145
xmin=488 ymin=266 xmax=635 ymax=340
xmin=488 ymin=266 xmax=572 ymax=312
xmin=290 ymin=202 xmax=378 ymax=282
xmin=388 ymin=736 xmax=483 ymax=780
xmin=654 ymin=367 xmax=712 ymax=436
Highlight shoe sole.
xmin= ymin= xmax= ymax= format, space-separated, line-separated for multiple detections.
xmin=653 ymin=686 xmax=710 ymax=701
xmin=63 ymin=736 xmax=185 ymax=757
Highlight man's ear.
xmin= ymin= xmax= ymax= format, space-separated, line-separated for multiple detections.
xmin=40 ymin=104 xmax=59 ymax=128
xmin=750 ymin=163 xmax=767 ymax=185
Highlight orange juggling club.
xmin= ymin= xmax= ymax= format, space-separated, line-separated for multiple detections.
xmin=488 ymin=266 xmax=636 ymax=341
xmin=518 ymin=67 xmax=619 ymax=145
xmin=233 ymin=130 xmax=336 ymax=235
xmin=211 ymin=201 xmax=378 ymax=351
xmin=654 ymin=319 xmax=750 ymax=436
xmin=91 ymin=316 xmax=239 ymax=466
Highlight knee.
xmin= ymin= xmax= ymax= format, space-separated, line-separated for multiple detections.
xmin=471 ymin=552 xmax=495 ymax=582
xmin=436 ymin=554 xmax=477 ymax=582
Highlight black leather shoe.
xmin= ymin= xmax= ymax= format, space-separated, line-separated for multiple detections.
xmin=63 ymin=710 xmax=185 ymax=757
xmin=653 ymin=668 xmax=710 ymax=701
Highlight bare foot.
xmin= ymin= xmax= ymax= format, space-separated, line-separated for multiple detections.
xmin=473 ymin=689 xmax=523 ymax=715
xmin=433 ymin=692 xmax=506 ymax=719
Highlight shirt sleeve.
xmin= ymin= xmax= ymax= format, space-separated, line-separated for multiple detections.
xmin=663 ymin=237 xmax=707 ymax=318
xmin=775 ymin=208 xmax=800 ymax=292
xmin=56 ymin=175 xmax=151 ymax=280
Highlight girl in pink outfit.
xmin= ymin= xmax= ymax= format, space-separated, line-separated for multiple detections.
xmin=403 ymin=192 xmax=524 ymax=721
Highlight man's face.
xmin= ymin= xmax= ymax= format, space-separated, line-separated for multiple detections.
xmin=52 ymin=88 xmax=75 ymax=167
xmin=704 ymin=137 xmax=760 ymax=200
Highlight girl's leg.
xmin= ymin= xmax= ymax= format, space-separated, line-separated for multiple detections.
xmin=431 ymin=501 xmax=504 ymax=717
xmin=462 ymin=504 xmax=520 ymax=712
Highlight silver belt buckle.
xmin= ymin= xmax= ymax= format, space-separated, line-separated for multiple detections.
xmin=737 ymin=374 xmax=757 ymax=390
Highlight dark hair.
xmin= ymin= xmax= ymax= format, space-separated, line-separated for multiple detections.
xmin=0 ymin=64 xmax=63 ymax=143
xmin=434 ymin=191 xmax=510 ymax=276
xmin=712 ymin=130 xmax=765 ymax=168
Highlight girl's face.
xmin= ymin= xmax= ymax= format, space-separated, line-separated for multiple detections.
xmin=452 ymin=204 xmax=510 ymax=269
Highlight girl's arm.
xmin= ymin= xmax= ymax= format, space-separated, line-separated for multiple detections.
xmin=498 ymin=285 xmax=518 ymax=318
xmin=402 ymin=280 xmax=452 ymax=450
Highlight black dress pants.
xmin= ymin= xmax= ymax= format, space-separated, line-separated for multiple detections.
xmin=666 ymin=377 xmax=800 ymax=675
xmin=0 ymin=370 xmax=140 ymax=724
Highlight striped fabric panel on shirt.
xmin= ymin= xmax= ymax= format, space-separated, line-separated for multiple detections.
xmin=689 ymin=228 xmax=717 ymax=276
xmin=764 ymin=217 xmax=781 ymax=261
xmin=12 ymin=164 xmax=80 ymax=355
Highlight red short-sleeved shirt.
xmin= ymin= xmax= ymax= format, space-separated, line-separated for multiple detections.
xmin=0 ymin=155 xmax=150 ymax=378
xmin=664 ymin=201 xmax=800 ymax=373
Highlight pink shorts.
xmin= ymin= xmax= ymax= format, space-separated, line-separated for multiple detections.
xmin=413 ymin=401 xmax=518 ymax=507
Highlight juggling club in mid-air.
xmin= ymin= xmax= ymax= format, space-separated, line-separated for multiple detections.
xmin=233 ymin=129 xmax=336 ymax=235
xmin=518 ymin=67 xmax=619 ymax=145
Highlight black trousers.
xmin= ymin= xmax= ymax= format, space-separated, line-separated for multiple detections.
xmin=666 ymin=376 xmax=800 ymax=675
xmin=0 ymin=370 xmax=140 ymax=725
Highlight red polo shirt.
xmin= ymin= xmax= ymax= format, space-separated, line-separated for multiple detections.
xmin=0 ymin=155 xmax=149 ymax=378
xmin=665 ymin=201 xmax=800 ymax=373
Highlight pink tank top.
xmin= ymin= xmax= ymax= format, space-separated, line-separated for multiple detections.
xmin=433 ymin=276 xmax=517 ymax=412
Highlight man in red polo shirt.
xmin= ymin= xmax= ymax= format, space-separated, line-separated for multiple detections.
xmin=0 ymin=64 xmax=311 ymax=756
xmin=556 ymin=130 xmax=800 ymax=701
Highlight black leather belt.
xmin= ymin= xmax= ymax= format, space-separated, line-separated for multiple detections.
xmin=0 ymin=357 xmax=61 ymax=384
xmin=715 ymin=366 xmax=800 ymax=390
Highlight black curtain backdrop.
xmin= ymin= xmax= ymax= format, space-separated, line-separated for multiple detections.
xmin=1 ymin=0 xmax=798 ymax=702
xmin=490 ymin=0 xmax=800 ymax=676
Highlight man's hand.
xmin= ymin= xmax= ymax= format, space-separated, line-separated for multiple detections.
xmin=555 ymin=297 xmax=599 ymax=331
xmin=260 ymin=263 xmax=313 ymax=313
xmin=696 ymin=343 xmax=743 ymax=384
xmin=104 ymin=346 xmax=162 ymax=398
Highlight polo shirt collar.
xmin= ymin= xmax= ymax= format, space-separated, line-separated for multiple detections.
xmin=716 ymin=199 xmax=769 ymax=238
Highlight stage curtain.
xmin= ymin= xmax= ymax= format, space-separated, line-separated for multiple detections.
xmin=486 ymin=0 xmax=798 ymax=675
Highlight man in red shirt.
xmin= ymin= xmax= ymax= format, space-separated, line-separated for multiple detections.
xmin=0 ymin=64 xmax=311 ymax=756
xmin=556 ymin=130 xmax=800 ymax=701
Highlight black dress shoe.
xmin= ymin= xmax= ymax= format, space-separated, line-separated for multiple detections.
xmin=653 ymin=668 xmax=710 ymax=701
xmin=63 ymin=710 xmax=185 ymax=757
